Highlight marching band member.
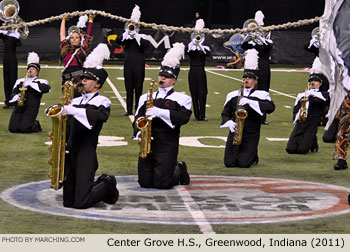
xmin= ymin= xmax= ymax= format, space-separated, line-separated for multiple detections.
xmin=133 ymin=43 xmax=192 ymax=189
xmin=116 ymin=5 xmax=149 ymax=116
xmin=60 ymin=13 xmax=95 ymax=90
xmin=186 ymin=19 xmax=211 ymax=121
xmin=220 ymin=49 xmax=275 ymax=168
xmin=62 ymin=44 xmax=119 ymax=209
xmin=8 ymin=52 xmax=50 ymax=133
xmin=286 ymin=57 xmax=329 ymax=154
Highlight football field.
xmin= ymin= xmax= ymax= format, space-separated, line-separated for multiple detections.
xmin=0 ymin=64 xmax=350 ymax=234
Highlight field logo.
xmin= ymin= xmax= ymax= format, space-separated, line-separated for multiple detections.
xmin=1 ymin=176 xmax=350 ymax=225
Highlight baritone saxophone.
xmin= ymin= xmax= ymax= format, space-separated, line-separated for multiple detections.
xmin=233 ymin=81 xmax=248 ymax=145
xmin=45 ymin=80 xmax=74 ymax=190
xmin=136 ymin=80 xmax=156 ymax=158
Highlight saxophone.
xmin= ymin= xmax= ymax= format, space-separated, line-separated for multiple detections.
xmin=233 ymin=81 xmax=248 ymax=145
xmin=136 ymin=80 xmax=156 ymax=158
xmin=45 ymin=80 xmax=74 ymax=190
xmin=298 ymin=83 xmax=310 ymax=122
xmin=17 ymin=71 xmax=29 ymax=107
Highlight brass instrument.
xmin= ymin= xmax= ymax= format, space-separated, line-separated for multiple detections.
xmin=191 ymin=32 xmax=205 ymax=45
xmin=45 ymin=80 xmax=74 ymax=190
xmin=0 ymin=0 xmax=29 ymax=39
xmin=136 ymin=80 xmax=156 ymax=158
xmin=125 ymin=22 xmax=138 ymax=36
xmin=298 ymin=83 xmax=311 ymax=122
xmin=233 ymin=81 xmax=248 ymax=145
xmin=242 ymin=18 xmax=269 ymax=45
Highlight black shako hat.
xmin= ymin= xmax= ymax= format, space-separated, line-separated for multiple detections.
xmin=27 ymin=52 xmax=40 ymax=73
xmin=82 ymin=43 xmax=110 ymax=88
xmin=159 ymin=42 xmax=185 ymax=80
xmin=309 ymin=57 xmax=329 ymax=92
xmin=81 ymin=68 xmax=108 ymax=87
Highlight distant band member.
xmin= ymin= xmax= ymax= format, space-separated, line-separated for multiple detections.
xmin=220 ymin=49 xmax=275 ymax=168
xmin=186 ymin=19 xmax=211 ymax=121
xmin=133 ymin=43 xmax=191 ymax=188
xmin=62 ymin=44 xmax=119 ymax=209
xmin=286 ymin=57 xmax=329 ymax=154
xmin=9 ymin=52 xmax=50 ymax=133
xmin=116 ymin=5 xmax=149 ymax=116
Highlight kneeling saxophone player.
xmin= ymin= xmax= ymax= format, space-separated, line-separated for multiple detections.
xmin=133 ymin=43 xmax=192 ymax=189
xmin=220 ymin=49 xmax=275 ymax=168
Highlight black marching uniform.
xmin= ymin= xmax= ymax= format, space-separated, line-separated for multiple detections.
xmin=63 ymin=92 xmax=112 ymax=209
xmin=117 ymin=33 xmax=148 ymax=115
xmin=221 ymin=88 xmax=275 ymax=167
xmin=8 ymin=77 xmax=50 ymax=133
xmin=133 ymin=87 xmax=192 ymax=188
xmin=241 ymin=41 xmax=272 ymax=92
xmin=286 ymin=89 xmax=329 ymax=154
xmin=186 ymin=46 xmax=210 ymax=121
xmin=0 ymin=31 xmax=20 ymax=108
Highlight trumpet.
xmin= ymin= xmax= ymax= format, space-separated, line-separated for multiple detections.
xmin=191 ymin=32 xmax=205 ymax=44
xmin=0 ymin=0 xmax=29 ymax=39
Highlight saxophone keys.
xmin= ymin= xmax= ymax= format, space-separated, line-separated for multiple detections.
xmin=48 ymin=158 xmax=53 ymax=165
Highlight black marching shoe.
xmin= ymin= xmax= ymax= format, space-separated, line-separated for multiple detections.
xmin=103 ymin=175 xmax=119 ymax=204
xmin=93 ymin=173 xmax=108 ymax=187
xmin=310 ymin=144 xmax=319 ymax=153
xmin=253 ymin=156 xmax=259 ymax=165
xmin=334 ymin=159 xmax=348 ymax=170
xmin=175 ymin=161 xmax=190 ymax=185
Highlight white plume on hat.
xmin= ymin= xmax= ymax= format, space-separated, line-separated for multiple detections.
xmin=77 ymin=15 xmax=88 ymax=29
xmin=84 ymin=43 xmax=110 ymax=69
xmin=254 ymin=10 xmax=264 ymax=26
xmin=244 ymin=49 xmax=259 ymax=70
xmin=161 ymin=43 xmax=185 ymax=68
xmin=310 ymin=57 xmax=323 ymax=74
xmin=27 ymin=52 xmax=39 ymax=65
xmin=130 ymin=5 xmax=141 ymax=22
xmin=194 ymin=19 xmax=205 ymax=31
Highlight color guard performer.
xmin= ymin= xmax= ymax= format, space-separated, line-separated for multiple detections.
xmin=220 ymin=49 xmax=275 ymax=168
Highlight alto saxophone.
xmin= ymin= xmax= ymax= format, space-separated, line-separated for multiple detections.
xmin=298 ymin=83 xmax=310 ymax=122
xmin=45 ymin=80 xmax=74 ymax=190
xmin=136 ymin=80 xmax=156 ymax=158
xmin=233 ymin=81 xmax=248 ymax=145
xmin=18 ymin=71 xmax=29 ymax=107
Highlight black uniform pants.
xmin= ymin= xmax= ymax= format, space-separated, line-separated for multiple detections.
xmin=3 ymin=54 xmax=18 ymax=105
xmin=124 ymin=61 xmax=145 ymax=114
xmin=138 ymin=133 xmax=179 ymax=189
xmin=286 ymin=121 xmax=318 ymax=154
xmin=224 ymin=131 xmax=259 ymax=168
xmin=188 ymin=66 xmax=207 ymax=120
xmin=8 ymin=105 xmax=41 ymax=133
xmin=63 ymin=152 xmax=108 ymax=209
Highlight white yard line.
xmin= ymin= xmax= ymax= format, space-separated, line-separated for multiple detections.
xmin=106 ymin=76 xmax=215 ymax=234
xmin=206 ymin=69 xmax=297 ymax=99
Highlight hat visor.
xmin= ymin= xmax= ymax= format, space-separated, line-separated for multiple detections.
xmin=80 ymin=72 xmax=97 ymax=81
xmin=242 ymin=72 xmax=258 ymax=79
xmin=159 ymin=71 xmax=176 ymax=79
xmin=308 ymin=77 xmax=322 ymax=83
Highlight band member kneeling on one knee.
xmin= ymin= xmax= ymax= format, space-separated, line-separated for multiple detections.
xmin=133 ymin=43 xmax=191 ymax=189
xmin=220 ymin=49 xmax=275 ymax=168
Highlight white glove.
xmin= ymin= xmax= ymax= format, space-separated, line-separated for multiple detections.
xmin=132 ymin=131 xmax=141 ymax=141
xmin=23 ymin=80 xmax=31 ymax=87
xmin=239 ymin=97 xmax=250 ymax=106
xmin=62 ymin=105 xmax=78 ymax=116
xmin=220 ymin=120 xmax=236 ymax=133
xmin=146 ymin=107 xmax=165 ymax=119
xmin=304 ymin=90 xmax=313 ymax=97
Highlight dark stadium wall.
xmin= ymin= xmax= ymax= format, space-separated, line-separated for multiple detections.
xmin=1 ymin=0 xmax=325 ymax=65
